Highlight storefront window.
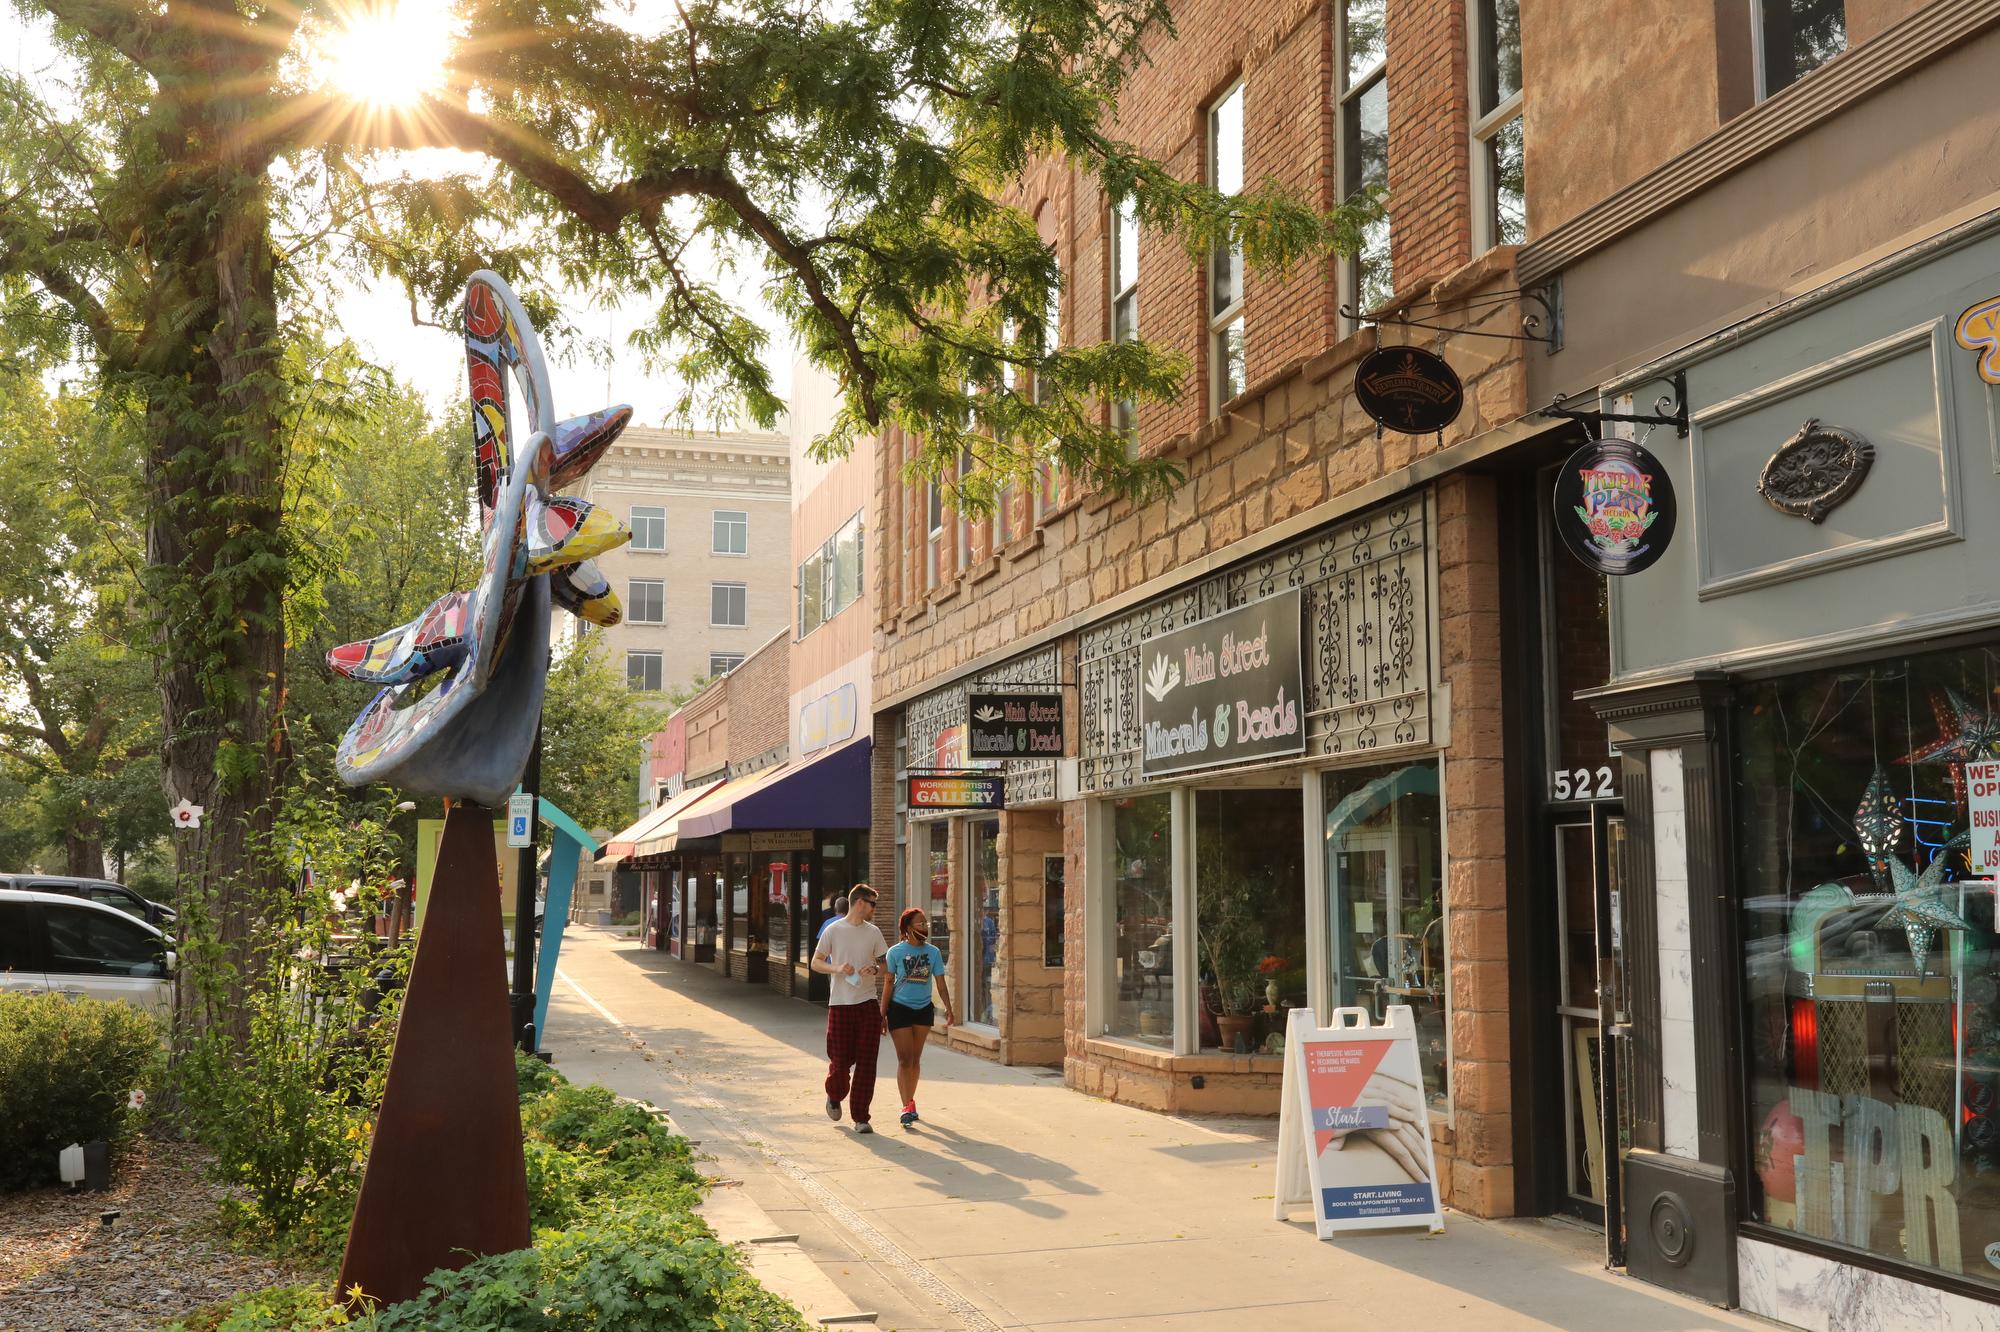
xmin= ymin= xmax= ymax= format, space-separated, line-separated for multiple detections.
xmin=969 ymin=818 xmax=1001 ymax=1027
xmin=728 ymin=853 xmax=750 ymax=952
xmin=924 ymin=821 xmax=952 ymax=963
xmin=1110 ymin=793 xmax=1174 ymax=1048
xmin=1195 ymin=788 xmax=1305 ymax=1053
xmin=1326 ymin=759 xmax=1447 ymax=1105
xmin=764 ymin=856 xmax=795 ymax=962
xmin=1737 ymin=645 xmax=2000 ymax=1290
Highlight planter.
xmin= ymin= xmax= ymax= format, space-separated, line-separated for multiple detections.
xmin=1217 ymin=1013 xmax=1256 ymax=1054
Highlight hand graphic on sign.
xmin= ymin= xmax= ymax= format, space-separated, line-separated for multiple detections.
xmin=1325 ymin=1067 xmax=1430 ymax=1185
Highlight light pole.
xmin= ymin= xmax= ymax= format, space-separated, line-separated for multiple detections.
xmin=509 ymin=720 xmax=544 ymax=1052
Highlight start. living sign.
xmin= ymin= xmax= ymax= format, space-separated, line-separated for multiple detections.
xmin=1137 ymin=588 xmax=1306 ymax=779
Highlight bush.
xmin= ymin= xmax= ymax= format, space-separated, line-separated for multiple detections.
xmin=0 ymin=992 xmax=159 ymax=1189
xmin=164 ymin=1284 xmax=360 ymax=1332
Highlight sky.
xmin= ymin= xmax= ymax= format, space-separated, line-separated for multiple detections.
xmin=3 ymin=8 xmax=801 ymax=430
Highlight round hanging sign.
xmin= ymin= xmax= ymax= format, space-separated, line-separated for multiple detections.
xmin=1552 ymin=437 xmax=1677 ymax=576
xmin=1353 ymin=346 xmax=1464 ymax=435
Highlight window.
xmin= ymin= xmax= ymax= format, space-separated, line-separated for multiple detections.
xmin=926 ymin=480 xmax=944 ymax=590
xmin=627 ymin=578 xmax=664 ymax=624
xmin=630 ymin=505 xmax=666 ymax=551
xmin=708 ymin=652 xmax=744 ymax=676
xmin=1035 ymin=261 xmax=1062 ymax=408
xmin=1326 ymin=759 xmax=1447 ymax=1106
xmin=1337 ymin=0 xmax=1391 ymax=320
xmin=1735 ymin=642 xmax=2000 ymax=1292
xmin=1044 ymin=854 xmax=1066 ymax=968
xmin=1110 ymin=197 xmax=1140 ymax=449
xmin=1754 ymin=0 xmax=1846 ymax=100
xmin=710 ymin=581 xmax=747 ymax=626
xmin=1208 ymin=83 xmax=1247 ymax=412
xmin=626 ymin=651 xmax=663 ymax=691
xmin=1197 ymin=788 xmax=1306 ymax=1051
xmin=955 ymin=448 xmax=973 ymax=572
xmin=712 ymin=509 xmax=748 ymax=555
xmin=798 ymin=511 xmax=864 ymax=637
xmin=969 ymin=818 xmax=1001 ymax=1027
xmin=45 ymin=904 xmax=166 ymax=978
xmin=1469 ymin=0 xmax=1524 ymax=251
xmin=1110 ymin=793 xmax=1174 ymax=1048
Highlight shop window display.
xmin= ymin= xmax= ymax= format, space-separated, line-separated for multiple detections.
xmin=1738 ymin=645 xmax=2000 ymax=1288
xmin=1194 ymin=788 xmax=1306 ymax=1053
xmin=970 ymin=819 xmax=1001 ymax=1027
xmin=1325 ymin=759 xmax=1447 ymax=1105
xmin=1111 ymin=793 xmax=1174 ymax=1047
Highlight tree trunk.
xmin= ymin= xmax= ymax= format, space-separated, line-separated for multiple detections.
xmin=64 ymin=826 xmax=103 ymax=879
xmin=132 ymin=102 xmax=289 ymax=1044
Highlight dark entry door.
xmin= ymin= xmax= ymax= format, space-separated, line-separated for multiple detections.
xmin=1551 ymin=803 xmax=1627 ymax=1239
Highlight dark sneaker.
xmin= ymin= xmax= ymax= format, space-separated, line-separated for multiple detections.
xmin=855 ymin=1122 xmax=875 ymax=1135
xmin=899 ymin=1108 xmax=917 ymax=1129
xmin=825 ymin=1099 xmax=841 ymax=1121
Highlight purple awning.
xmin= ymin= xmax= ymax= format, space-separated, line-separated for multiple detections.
xmin=677 ymin=737 xmax=872 ymax=839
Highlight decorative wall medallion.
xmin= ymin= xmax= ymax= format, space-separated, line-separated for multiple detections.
xmin=1353 ymin=347 xmax=1463 ymax=435
xmin=1757 ymin=417 xmax=1874 ymax=524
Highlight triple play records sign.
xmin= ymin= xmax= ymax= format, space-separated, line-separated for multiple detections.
xmin=1552 ymin=437 xmax=1677 ymax=576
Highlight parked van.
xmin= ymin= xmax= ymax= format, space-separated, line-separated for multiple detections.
xmin=0 ymin=888 xmax=175 ymax=1020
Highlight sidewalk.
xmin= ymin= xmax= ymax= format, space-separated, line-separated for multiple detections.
xmin=544 ymin=926 xmax=1773 ymax=1331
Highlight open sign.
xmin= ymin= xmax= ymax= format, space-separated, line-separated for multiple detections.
xmin=1968 ymin=760 xmax=2000 ymax=872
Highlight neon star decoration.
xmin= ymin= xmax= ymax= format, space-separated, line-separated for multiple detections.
xmin=1878 ymin=840 xmax=1976 ymax=978
xmin=328 ymin=271 xmax=633 ymax=805
xmin=1852 ymin=765 xmax=1903 ymax=878
xmin=1896 ymin=687 xmax=2000 ymax=809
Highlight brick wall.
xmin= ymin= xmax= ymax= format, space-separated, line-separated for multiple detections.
xmin=725 ymin=631 xmax=790 ymax=769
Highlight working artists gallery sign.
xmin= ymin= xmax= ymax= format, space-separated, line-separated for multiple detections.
xmin=1138 ymin=589 xmax=1305 ymax=779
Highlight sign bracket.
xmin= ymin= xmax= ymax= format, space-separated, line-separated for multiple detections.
xmin=1541 ymin=369 xmax=1689 ymax=438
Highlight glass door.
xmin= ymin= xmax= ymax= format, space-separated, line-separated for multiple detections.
xmin=1552 ymin=809 xmax=1628 ymax=1231
xmin=967 ymin=818 xmax=1001 ymax=1028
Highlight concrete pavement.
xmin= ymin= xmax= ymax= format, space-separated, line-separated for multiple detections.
xmin=542 ymin=925 xmax=1774 ymax=1331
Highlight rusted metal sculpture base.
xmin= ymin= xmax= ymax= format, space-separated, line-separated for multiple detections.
xmin=336 ymin=803 xmax=531 ymax=1308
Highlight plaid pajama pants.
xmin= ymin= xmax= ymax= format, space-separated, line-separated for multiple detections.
xmin=824 ymin=1001 xmax=883 ymax=1124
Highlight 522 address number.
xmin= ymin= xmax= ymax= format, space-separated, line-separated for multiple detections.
xmin=1552 ymin=765 xmax=1617 ymax=802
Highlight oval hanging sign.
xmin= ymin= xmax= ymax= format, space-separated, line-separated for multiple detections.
xmin=1353 ymin=347 xmax=1464 ymax=435
xmin=1553 ymin=437 xmax=1677 ymax=576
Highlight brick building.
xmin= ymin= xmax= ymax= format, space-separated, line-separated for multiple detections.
xmin=872 ymin=5 xmax=2000 ymax=1322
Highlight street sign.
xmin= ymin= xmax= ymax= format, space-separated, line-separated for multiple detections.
xmin=909 ymin=772 xmax=1006 ymax=811
xmin=506 ymin=792 xmax=535 ymax=848
xmin=967 ymin=691 xmax=1064 ymax=758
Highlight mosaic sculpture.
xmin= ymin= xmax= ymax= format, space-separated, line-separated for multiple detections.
xmin=328 ymin=271 xmax=632 ymax=806
xmin=328 ymin=272 xmax=632 ymax=1308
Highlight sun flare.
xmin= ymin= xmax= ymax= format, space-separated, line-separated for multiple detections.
xmin=320 ymin=2 xmax=456 ymax=107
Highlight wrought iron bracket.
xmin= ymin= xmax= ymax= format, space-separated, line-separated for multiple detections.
xmin=1339 ymin=281 xmax=1562 ymax=348
xmin=1542 ymin=369 xmax=1689 ymax=438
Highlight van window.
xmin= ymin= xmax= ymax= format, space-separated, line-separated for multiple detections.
xmin=0 ymin=902 xmax=40 ymax=971
xmin=45 ymin=904 xmax=164 ymax=978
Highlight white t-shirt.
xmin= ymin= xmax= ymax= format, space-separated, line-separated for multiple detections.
xmin=817 ymin=916 xmax=889 ymax=1007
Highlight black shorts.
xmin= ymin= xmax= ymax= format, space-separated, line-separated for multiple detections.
xmin=885 ymin=1000 xmax=935 ymax=1031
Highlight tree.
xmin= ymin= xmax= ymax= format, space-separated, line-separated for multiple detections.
xmin=538 ymin=640 xmax=665 ymax=834
xmin=1 ymin=0 xmax=1363 ymax=1023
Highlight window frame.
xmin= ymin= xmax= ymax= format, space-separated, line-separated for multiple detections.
xmin=629 ymin=505 xmax=667 ymax=552
xmin=709 ymin=580 xmax=748 ymax=628
xmin=711 ymin=509 xmax=749 ymax=556
xmin=1109 ymin=196 xmax=1140 ymax=450
xmin=1750 ymin=0 xmax=1848 ymax=102
xmin=1335 ymin=0 xmax=1392 ymax=331
xmin=1207 ymin=80 xmax=1247 ymax=415
xmin=626 ymin=650 xmax=664 ymax=691
xmin=1467 ymin=0 xmax=1525 ymax=254
xmin=626 ymin=577 xmax=665 ymax=625
xmin=926 ymin=480 xmax=944 ymax=590
xmin=708 ymin=652 xmax=744 ymax=676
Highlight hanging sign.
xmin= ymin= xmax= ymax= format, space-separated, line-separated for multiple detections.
xmin=909 ymin=772 xmax=1006 ymax=811
xmin=967 ymin=691 xmax=1065 ymax=758
xmin=1353 ymin=347 xmax=1464 ymax=436
xmin=1968 ymin=760 xmax=2000 ymax=875
xmin=1552 ymin=437 xmax=1677 ymax=576
xmin=506 ymin=792 xmax=535 ymax=848
xmin=1138 ymin=589 xmax=1304 ymax=779
xmin=1274 ymin=1006 xmax=1444 ymax=1238
xmin=1956 ymin=293 xmax=2000 ymax=385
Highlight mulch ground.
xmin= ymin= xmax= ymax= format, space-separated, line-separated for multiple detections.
xmin=0 ymin=1137 xmax=311 ymax=1332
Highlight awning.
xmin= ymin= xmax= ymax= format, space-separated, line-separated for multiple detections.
xmin=632 ymin=774 xmax=747 ymax=859
xmin=677 ymin=736 xmax=871 ymax=840
xmin=596 ymin=778 xmax=723 ymax=867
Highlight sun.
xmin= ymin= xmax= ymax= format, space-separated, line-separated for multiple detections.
xmin=320 ymin=2 xmax=457 ymax=107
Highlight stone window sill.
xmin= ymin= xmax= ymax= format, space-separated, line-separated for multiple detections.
xmin=967 ymin=557 xmax=1001 ymax=586
xmin=1003 ymin=527 xmax=1045 ymax=562
xmin=1083 ymin=1036 xmax=1283 ymax=1074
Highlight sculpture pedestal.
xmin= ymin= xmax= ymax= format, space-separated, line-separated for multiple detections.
xmin=337 ymin=802 xmax=530 ymax=1308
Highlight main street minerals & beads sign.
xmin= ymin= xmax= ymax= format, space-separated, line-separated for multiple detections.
xmin=1138 ymin=589 xmax=1306 ymax=779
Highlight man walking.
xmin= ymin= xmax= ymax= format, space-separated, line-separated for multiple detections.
xmin=810 ymin=883 xmax=887 ymax=1132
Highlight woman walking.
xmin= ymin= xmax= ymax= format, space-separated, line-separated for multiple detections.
xmin=881 ymin=906 xmax=954 ymax=1129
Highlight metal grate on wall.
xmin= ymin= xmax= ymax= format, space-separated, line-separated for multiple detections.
xmin=1077 ymin=492 xmax=1433 ymax=793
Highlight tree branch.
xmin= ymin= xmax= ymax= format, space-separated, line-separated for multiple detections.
xmin=40 ymin=0 xmax=163 ymax=73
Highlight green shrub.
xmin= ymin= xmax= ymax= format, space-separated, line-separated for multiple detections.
xmin=0 ymin=992 xmax=159 ymax=1189
xmin=162 ymin=1284 xmax=357 ymax=1332
xmin=515 ymin=1049 xmax=562 ymax=1100
xmin=522 ymin=1081 xmax=695 ymax=1181
xmin=372 ymin=1207 xmax=811 ymax=1332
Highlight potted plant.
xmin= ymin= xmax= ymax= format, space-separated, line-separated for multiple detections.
xmin=1197 ymin=854 xmax=1268 ymax=1054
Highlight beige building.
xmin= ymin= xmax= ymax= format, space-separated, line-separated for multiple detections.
xmin=566 ymin=424 xmax=792 ymax=697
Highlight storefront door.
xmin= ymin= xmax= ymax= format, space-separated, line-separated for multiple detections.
xmin=1550 ymin=805 xmax=1628 ymax=1241
xmin=967 ymin=818 xmax=1001 ymax=1029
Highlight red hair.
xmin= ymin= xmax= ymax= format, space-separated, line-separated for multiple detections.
xmin=898 ymin=906 xmax=926 ymax=938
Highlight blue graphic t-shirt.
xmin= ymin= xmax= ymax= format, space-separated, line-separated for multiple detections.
xmin=884 ymin=941 xmax=945 ymax=1009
